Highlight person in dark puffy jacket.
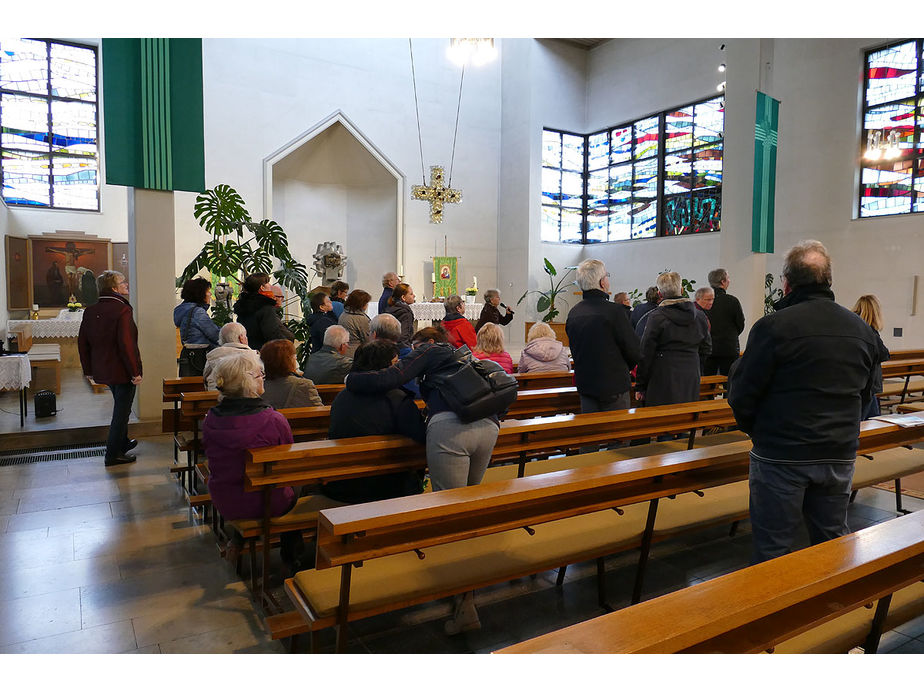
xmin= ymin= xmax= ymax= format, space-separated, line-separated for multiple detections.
xmin=386 ymin=282 xmax=416 ymax=349
xmin=636 ymin=272 xmax=711 ymax=407
xmin=305 ymin=290 xmax=337 ymax=353
xmin=442 ymin=295 xmax=476 ymax=349
xmin=702 ymin=268 xmax=745 ymax=376
xmin=173 ymin=277 xmax=220 ymax=350
xmin=233 ymin=273 xmax=294 ymax=351
xmin=474 ymin=289 xmax=514 ymax=332
xmin=630 ymin=286 xmax=660 ymax=329
xmin=518 ymin=322 xmax=571 ymax=373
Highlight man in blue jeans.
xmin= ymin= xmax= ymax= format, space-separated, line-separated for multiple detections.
xmin=728 ymin=240 xmax=880 ymax=564
xmin=78 ymin=270 xmax=143 ymax=466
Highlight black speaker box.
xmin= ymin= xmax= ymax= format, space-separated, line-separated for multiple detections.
xmin=34 ymin=390 xmax=57 ymax=418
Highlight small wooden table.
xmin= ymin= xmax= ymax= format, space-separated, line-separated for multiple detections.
xmin=27 ymin=343 xmax=61 ymax=394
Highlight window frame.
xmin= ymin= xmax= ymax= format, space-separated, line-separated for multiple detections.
xmin=542 ymin=92 xmax=724 ymax=244
xmin=0 ymin=38 xmax=100 ymax=212
xmin=857 ymin=38 xmax=924 ymax=219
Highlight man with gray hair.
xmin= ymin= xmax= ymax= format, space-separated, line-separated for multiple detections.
xmin=378 ymin=272 xmax=400 ymax=315
xmin=203 ymin=322 xmax=251 ymax=389
xmin=703 ymin=267 xmax=744 ymax=375
xmin=729 ymin=240 xmax=881 ymax=564
xmin=304 ymin=324 xmax=353 ymax=384
xmin=565 ymin=259 xmax=640 ymax=413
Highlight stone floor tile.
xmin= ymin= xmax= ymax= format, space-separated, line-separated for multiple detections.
xmin=884 ymin=636 xmax=924 ymax=654
xmin=158 ymin=621 xmax=286 ymax=654
xmin=0 ymin=619 xmax=136 ymax=654
xmin=0 ymin=532 xmax=74 ymax=571
xmin=0 ymin=587 xmax=82 ymax=647
xmin=6 ymin=501 xmax=112 ymax=532
xmin=0 ymin=554 xmax=120 ymax=601
xmin=132 ymin=594 xmax=260 ymax=648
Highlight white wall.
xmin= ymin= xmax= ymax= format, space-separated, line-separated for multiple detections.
xmin=190 ymin=38 xmax=504 ymax=308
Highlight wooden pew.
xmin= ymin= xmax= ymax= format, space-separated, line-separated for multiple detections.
xmin=163 ymin=377 xmax=208 ymax=491
xmin=283 ymin=418 xmax=924 ymax=652
xmin=495 ymin=509 xmax=924 ymax=654
xmin=879 ymin=358 xmax=924 ymax=407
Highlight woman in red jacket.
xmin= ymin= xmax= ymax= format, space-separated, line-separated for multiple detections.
xmin=78 ymin=271 xmax=143 ymax=466
xmin=441 ymin=295 xmax=476 ymax=349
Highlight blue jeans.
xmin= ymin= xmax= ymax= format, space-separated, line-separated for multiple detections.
xmin=748 ymin=453 xmax=854 ymax=565
xmin=106 ymin=383 xmax=135 ymax=460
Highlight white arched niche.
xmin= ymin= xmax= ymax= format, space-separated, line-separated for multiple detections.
xmin=263 ymin=111 xmax=405 ymax=298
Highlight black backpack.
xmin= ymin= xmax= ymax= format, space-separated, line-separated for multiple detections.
xmin=423 ymin=346 xmax=518 ymax=423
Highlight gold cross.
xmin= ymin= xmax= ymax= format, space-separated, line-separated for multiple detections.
xmin=412 ymin=165 xmax=462 ymax=224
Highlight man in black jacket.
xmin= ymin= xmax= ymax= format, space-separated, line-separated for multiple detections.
xmin=566 ymin=259 xmax=641 ymax=413
xmin=703 ymin=268 xmax=745 ymax=375
xmin=728 ymin=240 xmax=880 ymax=564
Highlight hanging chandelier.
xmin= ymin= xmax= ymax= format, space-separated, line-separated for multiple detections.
xmin=447 ymin=38 xmax=497 ymax=66
xmin=865 ymin=129 xmax=901 ymax=161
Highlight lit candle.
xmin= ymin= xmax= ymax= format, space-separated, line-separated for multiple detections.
xmin=432 ymin=272 xmax=436 ymax=283
xmin=473 ymin=275 xmax=477 ymax=286
xmin=32 ymin=304 xmax=38 ymax=311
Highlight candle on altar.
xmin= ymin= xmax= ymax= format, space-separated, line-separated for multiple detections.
xmin=473 ymin=276 xmax=477 ymax=286
xmin=431 ymin=272 xmax=436 ymax=282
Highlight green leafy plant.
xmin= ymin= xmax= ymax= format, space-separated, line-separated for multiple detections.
xmin=765 ymin=273 xmax=783 ymax=315
xmin=626 ymin=288 xmax=643 ymax=308
xmin=177 ymin=184 xmax=310 ymax=325
xmin=516 ymin=258 xmax=577 ymax=323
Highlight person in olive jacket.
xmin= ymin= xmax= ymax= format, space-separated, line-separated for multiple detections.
xmin=78 ymin=270 xmax=143 ymax=466
xmin=565 ymin=259 xmax=641 ymax=413
xmin=232 ymin=273 xmax=294 ymax=351
xmin=703 ymin=268 xmax=745 ymax=376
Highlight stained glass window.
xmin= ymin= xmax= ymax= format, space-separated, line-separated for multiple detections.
xmin=859 ymin=39 xmax=923 ymax=219
xmin=541 ymin=94 xmax=724 ymax=244
xmin=1 ymin=39 xmax=98 ymax=210
xmin=540 ymin=130 xmax=585 ymax=243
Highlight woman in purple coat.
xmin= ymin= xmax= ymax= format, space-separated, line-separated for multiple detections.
xmin=202 ymin=349 xmax=311 ymax=573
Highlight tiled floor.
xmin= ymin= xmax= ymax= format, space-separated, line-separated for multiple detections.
xmin=0 ymin=433 xmax=923 ymax=654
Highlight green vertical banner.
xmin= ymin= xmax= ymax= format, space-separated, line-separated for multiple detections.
xmin=752 ymin=91 xmax=779 ymax=253
xmin=433 ymin=257 xmax=457 ymax=297
xmin=101 ymin=38 xmax=205 ymax=193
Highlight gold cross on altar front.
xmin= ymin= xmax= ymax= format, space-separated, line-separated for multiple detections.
xmin=412 ymin=166 xmax=462 ymax=224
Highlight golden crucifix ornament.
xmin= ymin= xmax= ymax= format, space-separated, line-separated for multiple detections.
xmin=412 ymin=166 xmax=462 ymax=224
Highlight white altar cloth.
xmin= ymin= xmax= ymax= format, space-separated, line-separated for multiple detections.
xmin=8 ymin=316 xmax=82 ymax=339
xmin=0 ymin=354 xmax=31 ymax=391
xmin=410 ymin=302 xmax=483 ymax=322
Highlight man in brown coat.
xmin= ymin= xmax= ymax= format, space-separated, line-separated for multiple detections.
xmin=78 ymin=270 xmax=143 ymax=466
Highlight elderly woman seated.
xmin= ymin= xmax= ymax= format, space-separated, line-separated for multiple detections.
xmin=201 ymin=350 xmax=313 ymax=573
xmin=473 ymin=323 xmax=514 ymax=374
xmin=260 ymin=338 xmax=322 ymax=408
xmin=517 ymin=321 xmax=571 ymax=373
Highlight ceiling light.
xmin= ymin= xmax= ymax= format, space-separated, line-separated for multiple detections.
xmin=718 ymin=63 xmax=726 ymax=72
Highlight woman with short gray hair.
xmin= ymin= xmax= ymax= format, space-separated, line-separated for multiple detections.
xmin=474 ymin=288 xmax=515 ymax=332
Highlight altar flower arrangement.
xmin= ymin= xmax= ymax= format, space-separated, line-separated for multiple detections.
xmin=67 ymin=301 xmax=82 ymax=312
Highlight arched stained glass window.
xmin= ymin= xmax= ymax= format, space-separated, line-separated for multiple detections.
xmin=859 ymin=39 xmax=923 ymax=218
xmin=1 ymin=39 xmax=99 ymax=210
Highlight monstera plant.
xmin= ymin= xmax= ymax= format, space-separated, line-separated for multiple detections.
xmin=516 ymin=258 xmax=577 ymax=323
xmin=177 ymin=184 xmax=310 ymax=325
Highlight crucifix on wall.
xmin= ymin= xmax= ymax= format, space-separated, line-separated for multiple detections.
xmin=412 ymin=166 xmax=462 ymax=224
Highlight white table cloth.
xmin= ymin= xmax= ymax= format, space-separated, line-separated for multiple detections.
xmin=411 ymin=302 xmax=483 ymax=322
xmin=0 ymin=354 xmax=31 ymax=390
xmin=8 ymin=316 xmax=82 ymax=339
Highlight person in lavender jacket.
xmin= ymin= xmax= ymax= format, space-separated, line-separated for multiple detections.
xmin=517 ymin=322 xmax=571 ymax=373
xmin=201 ymin=349 xmax=311 ymax=573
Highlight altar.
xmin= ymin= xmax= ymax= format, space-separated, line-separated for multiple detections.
xmin=410 ymin=302 xmax=483 ymax=323
xmin=7 ymin=309 xmax=83 ymax=368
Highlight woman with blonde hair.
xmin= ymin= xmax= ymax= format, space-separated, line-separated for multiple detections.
xmin=852 ymin=294 xmax=890 ymax=419
xmin=518 ymin=321 xmax=571 ymax=373
xmin=473 ymin=322 xmax=514 ymax=373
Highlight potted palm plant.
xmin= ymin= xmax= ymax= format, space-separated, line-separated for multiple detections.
xmin=517 ymin=258 xmax=576 ymax=345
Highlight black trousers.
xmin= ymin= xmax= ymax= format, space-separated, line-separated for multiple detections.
xmin=106 ymin=383 xmax=135 ymax=460
xmin=703 ymin=355 xmax=738 ymax=377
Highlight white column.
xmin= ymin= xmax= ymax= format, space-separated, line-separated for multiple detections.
xmin=128 ymin=188 xmax=177 ymax=422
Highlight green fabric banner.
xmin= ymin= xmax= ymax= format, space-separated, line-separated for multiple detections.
xmin=102 ymin=38 xmax=205 ymax=193
xmin=752 ymin=91 xmax=780 ymax=253
xmin=433 ymin=256 xmax=457 ymax=298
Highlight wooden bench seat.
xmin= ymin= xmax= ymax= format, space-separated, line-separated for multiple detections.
xmin=495 ymin=509 xmax=924 ymax=654
xmin=283 ymin=419 xmax=924 ymax=651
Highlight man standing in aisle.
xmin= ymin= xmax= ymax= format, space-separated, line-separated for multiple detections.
xmin=78 ymin=270 xmax=143 ymax=467
xmin=728 ymin=240 xmax=879 ymax=564
xmin=566 ymin=259 xmax=640 ymax=413
xmin=703 ymin=268 xmax=745 ymax=375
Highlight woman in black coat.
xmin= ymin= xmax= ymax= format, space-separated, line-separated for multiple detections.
xmin=305 ymin=290 xmax=338 ymax=353
xmin=636 ymin=273 xmax=711 ymax=407
xmin=386 ymin=282 xmax=416 ymax=349
xmin=232 ymin=273 xmax=294 ymax=351
xmin=474 ymin=289 xmax=514 ymax=333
